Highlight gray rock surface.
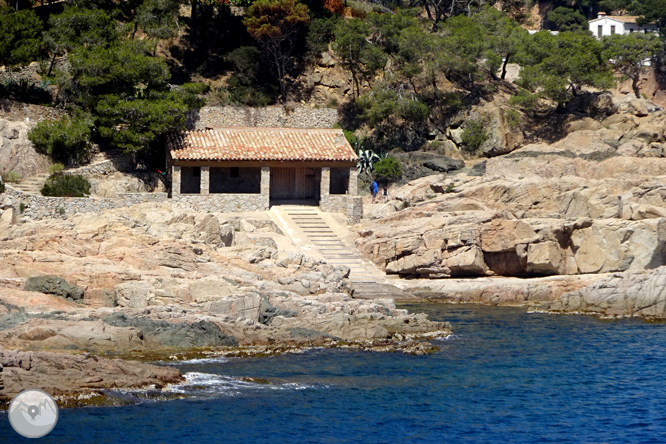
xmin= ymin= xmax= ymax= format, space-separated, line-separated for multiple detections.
xmin=102 ymin=312 xmax=239 ymax=347
xmin=24 ymin=276 xmax=84 ymax=301
xmin=547 ymin=266 xmax=666 ymax=318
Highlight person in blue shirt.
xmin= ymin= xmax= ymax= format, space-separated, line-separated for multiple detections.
xmin=371 ymin=180 xmax=378 ymax=203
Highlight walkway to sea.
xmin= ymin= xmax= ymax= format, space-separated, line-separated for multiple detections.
xmin=269 ymin=204 xmax=418 ymax=301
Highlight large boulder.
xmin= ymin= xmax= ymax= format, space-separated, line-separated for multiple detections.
xmin=475 ymin=97 xmax=525 ymax=158
xmin=0 ymin=119 xmax=50 ymax=177
xmin=423 ymin=157 xmax=465 ymax=173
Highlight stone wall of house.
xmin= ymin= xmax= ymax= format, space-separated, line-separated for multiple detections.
xmin=320 ymin=194 xmax=349 ymax=214
xmin=187 ymin=105 xmax=339 ymax=130
xmin=348 ymin=196 xmax=363 ymax=224
xmin=172 ymin=194 xmax=269 ymax=212
xmin=5 ymin=186 xmax=167 ymax=221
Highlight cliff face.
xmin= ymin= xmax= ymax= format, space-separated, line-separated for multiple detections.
xmin=355 ymin=96 xmax=666 ymax=318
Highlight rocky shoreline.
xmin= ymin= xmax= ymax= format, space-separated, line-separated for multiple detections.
xmin=356 ymin=96 xmax=666 ymax=320
xmin=0 ymin=203 xmax=451 ymax=407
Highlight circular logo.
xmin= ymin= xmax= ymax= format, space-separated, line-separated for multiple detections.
xmin=8 ymin=389 xmax=59 ymax=438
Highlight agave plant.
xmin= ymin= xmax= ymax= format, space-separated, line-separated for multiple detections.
xmin=357 ymin=149 xmax=381 ymax=174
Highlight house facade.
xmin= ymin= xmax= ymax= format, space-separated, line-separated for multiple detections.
xmin=168 ymin=127 xmax=362 ymax=220
xmin=588 ymin=12 xmax=658 ymax=38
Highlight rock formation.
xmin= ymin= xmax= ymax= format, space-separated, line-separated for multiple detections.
xmin=0 ymin=202 xmax=450 ymax=405
xmin=356 ymin=97 xmax=666 ymax=318
xmin=0 ymin=119 xmax=50 ymax=178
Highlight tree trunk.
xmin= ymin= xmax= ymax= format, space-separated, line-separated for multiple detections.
xmin=500 ymin=55 xmax=510 ymax=80
xmin=46 ymin=52 xmax=57 ymax=77
xmin=130 ymin=22 xmax=138 ymax=40
xmin=351 ymin=69 xmax=359 ymax=98
xmin=632 ymin=76 xmax=641 ymax=99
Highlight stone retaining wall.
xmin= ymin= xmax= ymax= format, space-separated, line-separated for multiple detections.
xmin=5 ymin=186 xmax=167 ymax=221
xmin=188 ymin=105 xmax=339 ymax=130
xmin=172 ymin=194 xmax=269 ymax=212
xmin=68 ymin=157 xmax=134 ymax=178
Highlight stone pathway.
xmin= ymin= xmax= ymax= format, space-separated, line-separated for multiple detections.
xmin=9 ymin=172 xmax=50 ymax=195
xmin=9 ymin=152 xmax=113 ymax=196
xmin=269 ymin=205 xmax=419 ymax=301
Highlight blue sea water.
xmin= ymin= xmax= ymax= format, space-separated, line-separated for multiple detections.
xmin=3 ymin=303 xmax=666 ymax=443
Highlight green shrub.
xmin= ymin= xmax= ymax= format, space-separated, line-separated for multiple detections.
xmin=505 ymin=109 xmax=521 ymax=129
xmin=0 ymin=79 xmax=51 ymax=105
xmin=306 ymin=16 xmax=339 ymax=61
xmin=28 ymin=114 xmax=93 ymax=165
xmin=374 ymin=157 xmax=402 ymax=184
xmin=48 ymin=163 xmax=65 ymax=175
xmin=508 ymin=90 xmax=539 ymax=114
xmin=461 ymin=119 xmax=488 ymax=152
xmin=41 ymin=174 xmax=90 ymax=197
xmin=0 ymin=179 xmax=4 ymax=194
xmin=2 ymin=171 xmax=21 ymax=183
xmin=224 ymin=46 xmax=279 ymax=107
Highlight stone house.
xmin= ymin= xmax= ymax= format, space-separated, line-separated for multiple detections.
xmin=168 ymin=127 xmax=361 ymax=219
xmin=588 ymin=12 xmax=658 ymax=38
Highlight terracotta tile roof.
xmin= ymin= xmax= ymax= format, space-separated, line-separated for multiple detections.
xmin=168 ymin=128 xmax=358 ymax=162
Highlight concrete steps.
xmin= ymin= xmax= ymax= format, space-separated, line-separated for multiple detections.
xmin=10 ymin=173 xmax=50 ymax=195
xmin=269 ymin=205 xmax=416 ymax=300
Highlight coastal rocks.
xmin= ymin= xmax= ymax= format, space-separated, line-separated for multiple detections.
xmin=358 ymin=214 xmax=666 ymax=278
xmin=547 ymin=266 xmax=666 ymax=318
xmin=394 ymin=274 xmax=602 ymax=307
xmin=24 ymin=276 xmax=84 ymax=302
xmin=102 ymin=312 xmax=239 ymax=348
xmin=0 ymin=348 xmax=183 ymax=405
xmin=208 ymin=293 xmax=263 ymax=320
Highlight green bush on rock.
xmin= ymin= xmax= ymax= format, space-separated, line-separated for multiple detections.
xmin=461 ymin=119 xmax=488 ymax=152
xmin=29 ymin=114 xmax=94 ymax=165
xmin=374 ymin=157 xmax=402 ymax=185
xmin=41 ymin=174 xmax=91 ymax=197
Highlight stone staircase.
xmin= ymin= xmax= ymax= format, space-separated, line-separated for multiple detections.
xmin=269 ymin=205 xmax=418 ymax=301
xmin=10 ymin=172 xmax=50 ymax=195
xmin=8 ymin=152 xmax=113 ymax=196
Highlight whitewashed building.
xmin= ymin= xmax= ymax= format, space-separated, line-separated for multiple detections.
xmin=588 ymin=12 xmax=658 ymax=38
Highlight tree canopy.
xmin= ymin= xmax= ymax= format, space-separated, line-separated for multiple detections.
xmin=0 ymin=8 xmax=43 ymax=68
xmin=602 ymin=33 xmax=663 ymax=98
xmin=243 ymin=0 xmax=310 ymax=99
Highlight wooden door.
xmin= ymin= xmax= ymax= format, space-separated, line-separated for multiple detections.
xmin=270 ymin=167 xmax=317 ymax=200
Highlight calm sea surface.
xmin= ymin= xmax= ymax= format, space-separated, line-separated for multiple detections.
xmin=2 ymin=303 xmax=666 ymax=443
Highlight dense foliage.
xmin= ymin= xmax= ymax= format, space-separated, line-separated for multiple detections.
xmin=28 ymin=114 xmax=94 ymax=166
xmin=4 ymin=0 xmax=666 ymax=164
xmin=373 ymin=157 xmax=403 ymax=184
xmin=461 ymin=119 xmax=488 ymax=152
xmin=41 ymin=174 xmax=91 ymax=197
